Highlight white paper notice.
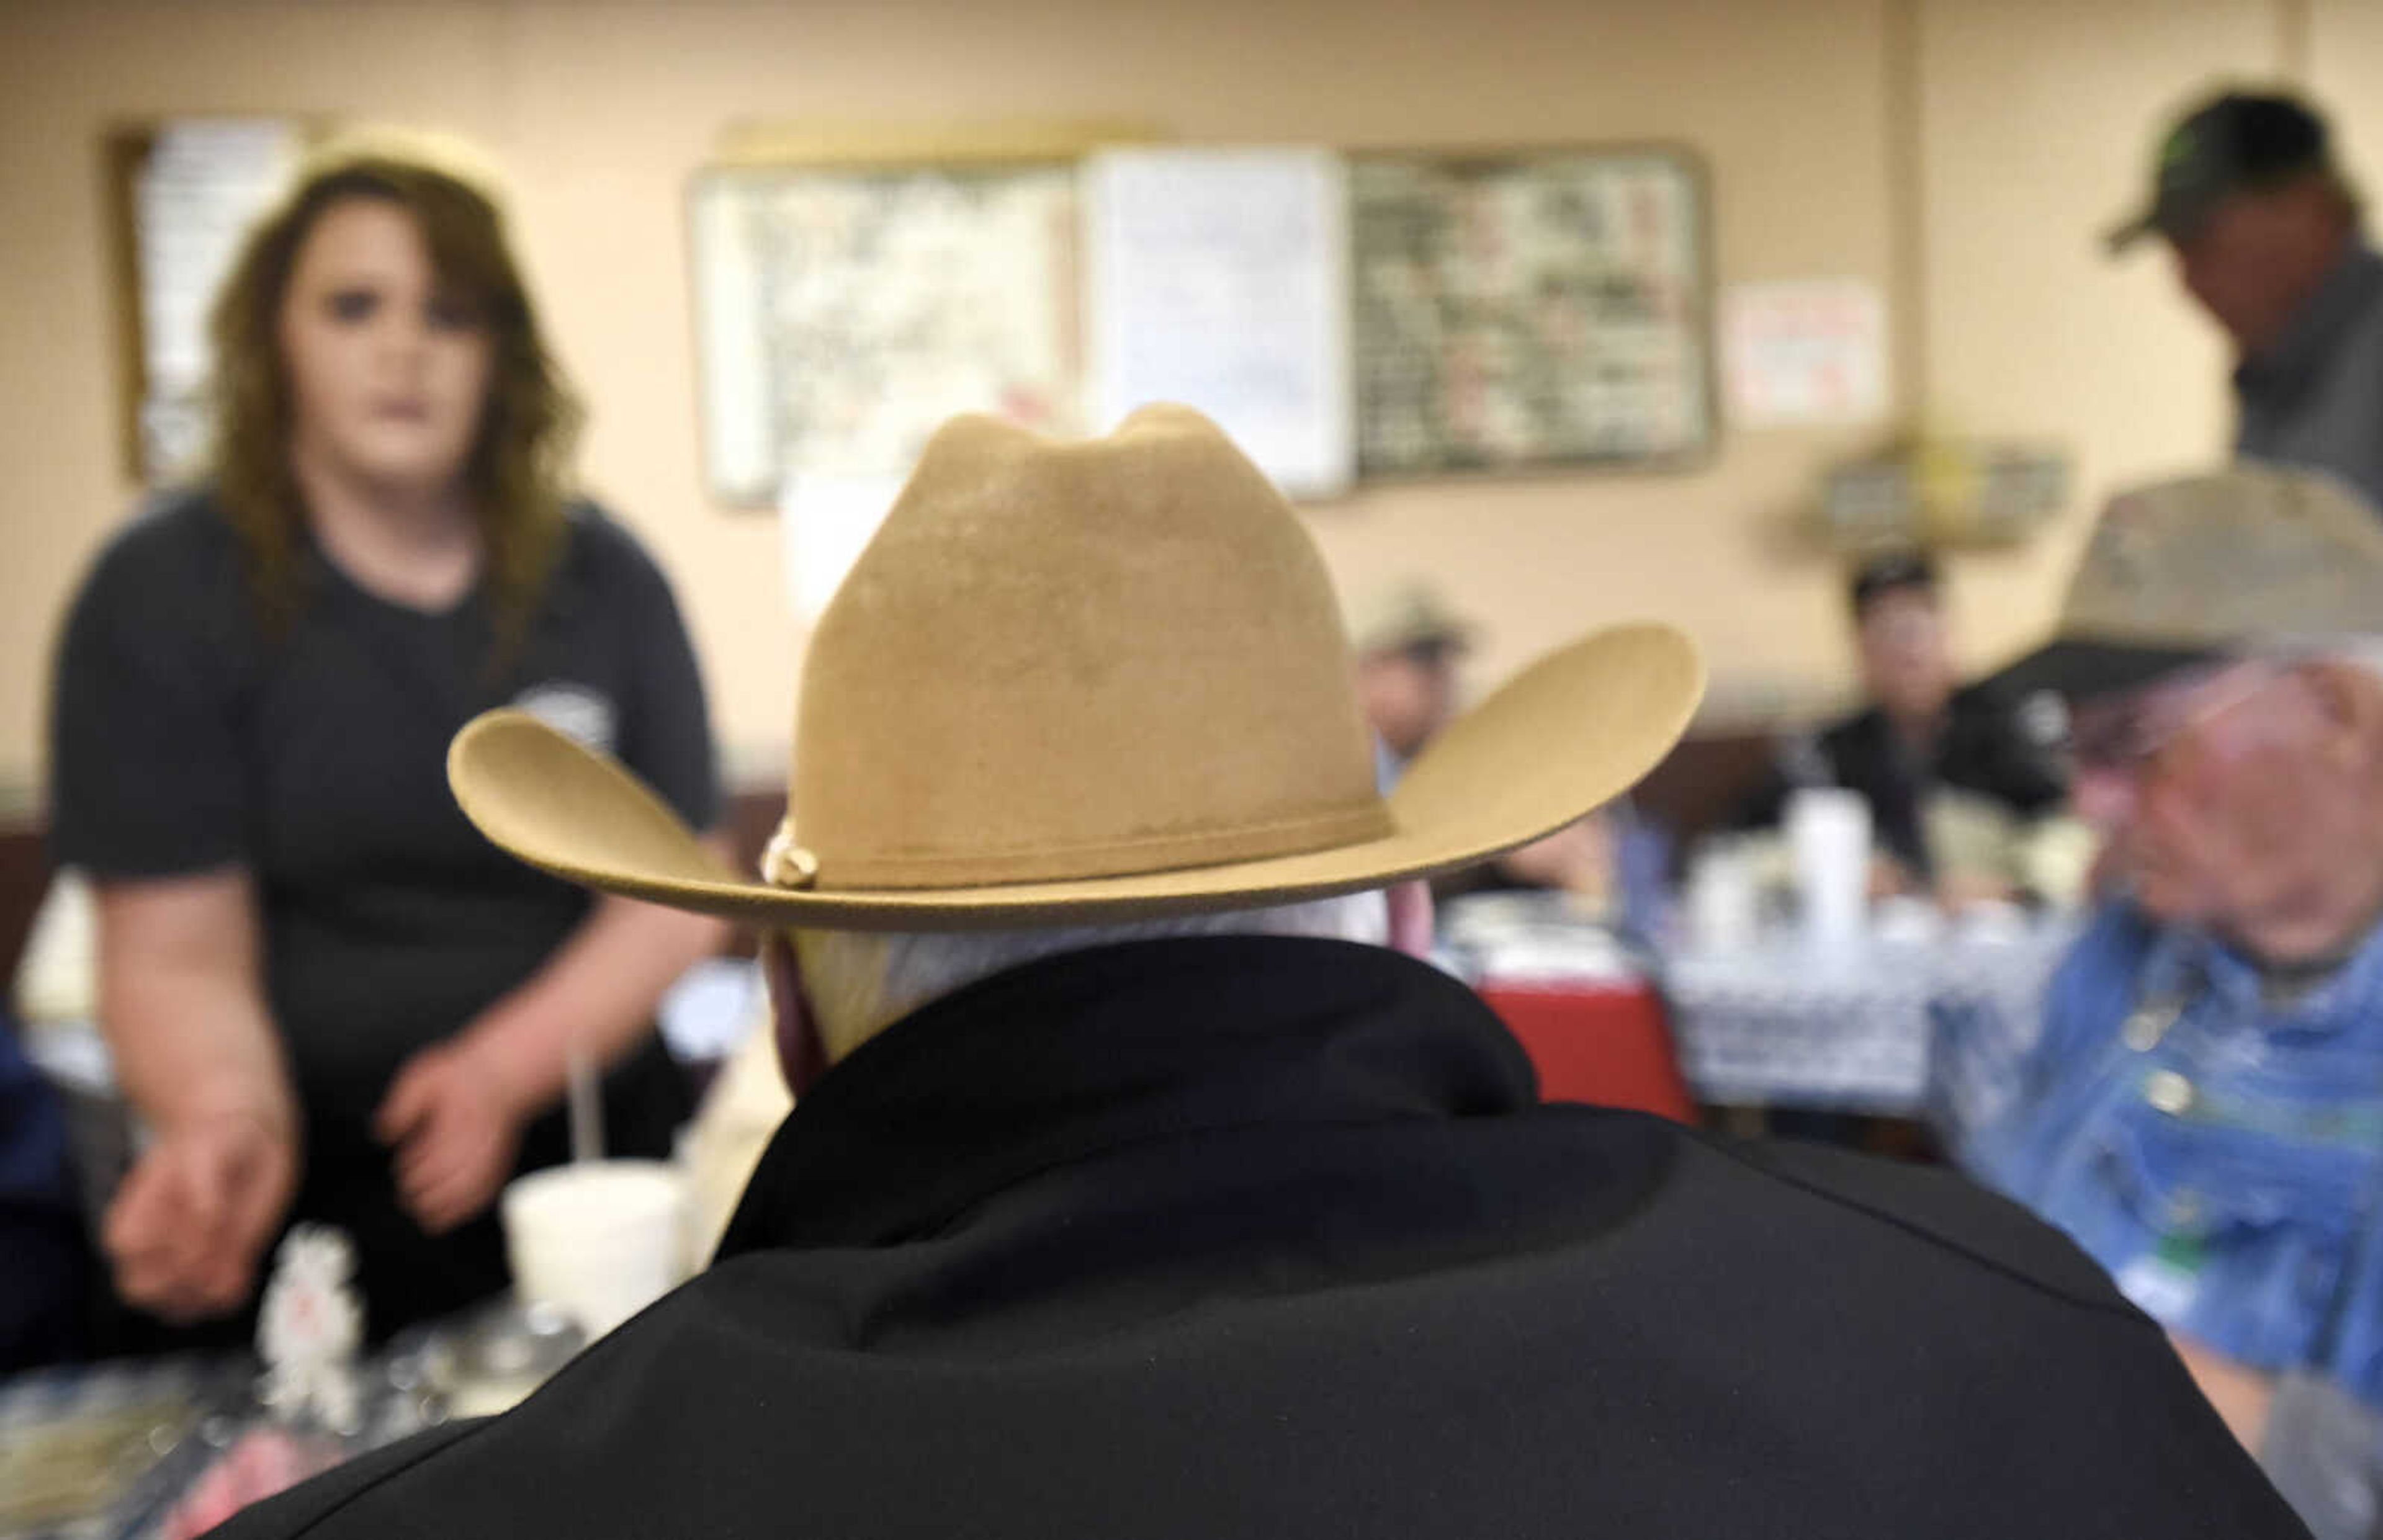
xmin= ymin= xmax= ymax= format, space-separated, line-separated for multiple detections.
xmin=136 ymin=119 xmax=303 ymax=479
xmin=1082 ymin=148 xmax=1352 ymax=498
xmin=779 ymin=473 xmax=904 ymax=622
xmin=689 ymin=182 xmax=777 ymax=504
xmin=1721 ymin=279 xmax=1888 ymax=428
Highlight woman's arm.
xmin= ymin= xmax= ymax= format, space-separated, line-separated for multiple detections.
xmin=375 ymin=836 xmax=735 ymax=1232
xmin=94 ymin=869 xmax=300 ymax=1320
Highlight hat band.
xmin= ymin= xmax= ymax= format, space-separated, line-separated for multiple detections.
xmin=801 ymin=797 xmax=1398 ymax=892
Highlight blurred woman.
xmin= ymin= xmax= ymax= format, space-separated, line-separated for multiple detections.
xmin=48 ymin=145 xmax=729 ymax=1340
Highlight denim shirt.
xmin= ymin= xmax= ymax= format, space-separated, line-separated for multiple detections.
xmin=1960 ymin=902 xmax=2383 ymax=1408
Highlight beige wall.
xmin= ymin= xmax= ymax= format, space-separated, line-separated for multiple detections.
xmin=0 ymin=0 xmax=2341 ymax=807
xmin=1914 ymin=0 xmax=2273 ymax=664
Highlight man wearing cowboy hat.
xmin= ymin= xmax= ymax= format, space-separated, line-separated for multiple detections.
xmin=216 ymin=408 xmax=2295 ymax=1538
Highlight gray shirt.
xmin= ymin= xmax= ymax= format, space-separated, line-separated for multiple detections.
xmin=2235 ymin=244 xmax=2383 ymax=513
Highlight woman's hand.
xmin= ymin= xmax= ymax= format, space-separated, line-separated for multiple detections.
xmin=104 ymin=1107 xmax=297 ymax=1322
xmin=375 ymin=872 xmax=735 ymax=1234
xmin=375 ymin=1041 xmax=531 ymax=1235
xmin=92 ymin=871 xmax=298 ymax=1320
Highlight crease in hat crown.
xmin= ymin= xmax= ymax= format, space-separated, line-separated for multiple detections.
xmin=779 ymin=404 xmax=1390 ymax=893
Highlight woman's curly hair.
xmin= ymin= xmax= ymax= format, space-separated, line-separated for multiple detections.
xmin=205 ymin=149 xmax=583 ymax=651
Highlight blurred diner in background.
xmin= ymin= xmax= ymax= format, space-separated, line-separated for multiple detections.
xmin=6 ymin=3 xmax=2383 ymax=1536
xmin=1727 ymin=547 xmax=2078 ymax=911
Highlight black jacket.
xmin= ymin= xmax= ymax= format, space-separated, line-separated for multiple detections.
xmin=222 ymin=936 xmax=2302 ymax=1538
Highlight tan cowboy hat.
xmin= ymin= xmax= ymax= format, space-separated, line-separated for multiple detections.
xmin=449 ymin=405 xmax=1703 ymax=931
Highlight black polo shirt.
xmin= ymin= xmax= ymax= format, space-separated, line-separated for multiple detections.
xmin=49 ymin=490 xmax=719 ymax=1334
xmin=218 ymin=937 xmax=2300 ymax=1537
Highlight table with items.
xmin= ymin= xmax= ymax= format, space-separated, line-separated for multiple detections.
xmin=1440 ymin=891 xmax=2075 ymax=1120
xmin=1662 ymin=913 xmax=2076 ymax=1116
xmin=0 ymin=1296 xmax=584 ymax=1540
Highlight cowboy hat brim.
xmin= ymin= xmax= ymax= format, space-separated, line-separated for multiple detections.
xmin=447 ymin=622 xmax=1704 ymax=932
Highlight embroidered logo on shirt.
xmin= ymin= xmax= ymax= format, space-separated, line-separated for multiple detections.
xmin=513 ymin=682 xmax=618 ymax=755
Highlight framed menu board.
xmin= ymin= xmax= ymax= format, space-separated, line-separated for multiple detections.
xmin=1349 ymin=146 xmax=1713 ymax=477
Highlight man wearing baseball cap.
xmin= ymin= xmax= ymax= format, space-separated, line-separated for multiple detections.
xmin=217 ymin=409 xmax=2294 ymax=1537
xmin=1962 ymin=465 xmax=2383 ymax=1532
xmin=2113 ymin=89 xmax=2383 ymax=512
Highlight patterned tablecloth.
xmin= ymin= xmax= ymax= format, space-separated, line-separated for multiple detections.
xmin=1439 ymin=893 xmax=2078 ymax=1117
xmin=1661 ymin=919 xmax=2078 ymax=1114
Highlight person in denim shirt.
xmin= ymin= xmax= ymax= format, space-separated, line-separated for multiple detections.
xmin=1972 ymin=902 xmax=2383 ymax=1423
xmin=1957 ymin=465 xmax=2383 ymax=1534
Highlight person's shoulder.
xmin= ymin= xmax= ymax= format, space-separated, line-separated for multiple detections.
xmin=2027 ymin=902 xmax=2163 ymax=1057
xmin=556 ymin=499 xmax=671 ymax=589
xmin=82 ymin=487 xmax=243 ymax=590
xmin=201 ymin=1421 xmax=485 ymax=1540
xmin=2352 ymin=243 xmax=2383 ymax=314
xmin=1672 ymin=1126 xmax=2150 ymax=1321
xmin=67 ymin=487 xmax=248 ymax=629
xmin=2055 ymin=899 xmax=2160 ymax=986
xmin=1815 ymin=704 xmax=1885 ymax=752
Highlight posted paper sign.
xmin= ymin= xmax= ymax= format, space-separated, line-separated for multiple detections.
xmin=136 ymin=119 xmax=304 ymax=480
xmin=1721 ymin=279 xmax=1888 ymax=428
xmin=1082 ymin=147 xmax=1353 ymax=498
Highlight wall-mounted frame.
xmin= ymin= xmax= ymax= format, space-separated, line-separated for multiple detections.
xmin=687 ymin=120 xmax=1156 ymax=506
xmin=102 ymin=118 xmax=312 ymax=485
xmin=1347 ymin=145 xmax=1715 ymax=478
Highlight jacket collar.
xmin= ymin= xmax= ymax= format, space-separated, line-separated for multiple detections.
xmin=716 ymin=935 xmax=1536 ymax=1257
xmin=2235 ymin=244 xmax=2383 ymax=406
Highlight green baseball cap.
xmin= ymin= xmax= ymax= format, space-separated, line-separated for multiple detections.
xmin=1989 ymin=465 xmax=2383 ymax=702
xmin=2107 ymin=90 xmax=2333 ymax=254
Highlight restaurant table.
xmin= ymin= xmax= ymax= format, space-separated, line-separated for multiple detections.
xmin=1660 ymin=914 xmax=2078 ymax=1117
xmin=1 ymin=1353 xmax=254 ymax=1540
xmin=0 ymin=1302 xmax=582 ymax=1540
xmin=1442 ymin=892 xmax=2079 ymax=1122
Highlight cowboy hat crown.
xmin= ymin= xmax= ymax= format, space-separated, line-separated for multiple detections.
xmin=449 ymin=405 xmax=1702 ymax=929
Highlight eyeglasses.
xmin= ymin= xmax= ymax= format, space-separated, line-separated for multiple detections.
xmin=2065 ymin=660 xmax=2287 ymax=775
